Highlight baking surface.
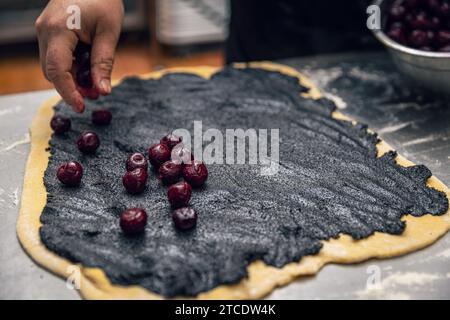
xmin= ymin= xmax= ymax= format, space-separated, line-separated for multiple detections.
xmin=1 ymin=53 xmax=450 ymax=299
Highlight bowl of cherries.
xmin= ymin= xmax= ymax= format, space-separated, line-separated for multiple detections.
xmin=372 ymin=0 xmax=450 ymax=95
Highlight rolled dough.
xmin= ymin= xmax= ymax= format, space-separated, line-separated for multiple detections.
xmin=17 ymin=62 xmax=450 ymax=299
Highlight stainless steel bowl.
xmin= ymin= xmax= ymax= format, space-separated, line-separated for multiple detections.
xmin=372 ymin=0 xmax=450 ymax=95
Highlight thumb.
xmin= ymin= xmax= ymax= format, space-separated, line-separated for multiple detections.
xmin=90 ymin=32 xmax=118 ymax=96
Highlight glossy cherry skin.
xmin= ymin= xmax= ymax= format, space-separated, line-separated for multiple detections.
xmin=160 ymin=133 xmax=182 ymax=150
xmin=74 ymin=42 xmax=93 ymax=89
xmin=122 ymin=168 xmax=148 ymax=194
xmin=408 ymin=30 xmax=429 ymax=47
xmin=437 ymin=30 xmax=450 ymax=46
xmin=50 ymin=116 xmax=71 ymax=134
xmin=57 ymin=161 xmax=83 ymax=186
xmin=77 ymin=131 xmax=100 ymax=154
xmin=148 ymin=143 xmax=171 ymax=168
xmin=387 ymin=27 xmax=407 ymax=45
xmin=182 ymin=161 xmax=208 ymax=188
xmin=167 ymin=181 xmax=192 ymax=208
xmin=120 ymin=208 xmax=147 ymax=235
xmin=158 ymin=160 xmax=182 ymax=185
xmin=76 ymin=69 xmax=93 ymax=89
xmin=389 ymin=5 xmax=406 ymax=21
xmin=92 ymin=109 xmax=112 ymax=126
xmin=172 ymin=207 xmax=197 ymax=231
xmin=126 ymin=152 xmax=148 ymax=172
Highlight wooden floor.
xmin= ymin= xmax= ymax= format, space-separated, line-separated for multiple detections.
xmin=0 ymin=42 xmax=224 ymax=95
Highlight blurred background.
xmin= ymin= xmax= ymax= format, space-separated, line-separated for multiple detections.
xmin=0 ymin=0 xmax=228 ymax=95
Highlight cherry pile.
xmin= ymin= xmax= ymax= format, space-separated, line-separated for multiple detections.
xmin=120 ymin=133 xmax=208 ymax=234
xmin=52 ymin=113 xmax=208 ymax=235
xmin=385 ymin=0 xmax=450 ymax=52
xmin=53 ymin=110 xmax=110 ymax=186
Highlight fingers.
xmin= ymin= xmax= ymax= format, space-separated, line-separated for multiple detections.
xmin=90 ymin=30 xmax=119 ymax=96
xmin=46 ymin=34 xmax=85 ymax=113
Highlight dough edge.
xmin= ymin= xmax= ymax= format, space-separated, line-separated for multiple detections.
xmin=16 ymin=62 xmax=450 ymax=300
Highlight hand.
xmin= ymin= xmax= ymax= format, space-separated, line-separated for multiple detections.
xmin=36 ymin=0 xmax=124 ymax=112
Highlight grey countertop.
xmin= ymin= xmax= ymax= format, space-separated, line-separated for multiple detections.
xmin=0 ymin=53 xmax=449 ymax=300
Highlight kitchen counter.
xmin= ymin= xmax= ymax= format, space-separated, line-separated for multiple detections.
xmin=0 ymin=52 xmax=449 ymax=299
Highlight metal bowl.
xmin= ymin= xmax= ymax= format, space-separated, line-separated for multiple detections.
xmin=371 ymin=0 xmax=450 ymax=95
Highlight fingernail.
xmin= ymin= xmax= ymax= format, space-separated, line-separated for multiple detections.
xmin=74 ymin=97 xmax=84 ymax=113
xmin=100 ymin=79 xmax=111 ymax=95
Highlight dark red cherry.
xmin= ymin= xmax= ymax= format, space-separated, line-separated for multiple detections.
xmin=428 ymin=0 xmax=441 ymax=13
xmin=419 ymin=46 xmax=433 ymax=51
xmin=439 ymin=1 xmax=450 ymax=17
xmin=439 ymin=45 xmax=450 ymax=52
xmin=126 ymin=152 xmax=148 ymax=171
xmin=405 ymin=0 xmax=423 ymax=9
xmin=171 ymin=143 xmax=194 ymax=164
xmin=388 ymin=27 xmax=407 ymax=44
xmin=172 ymin=207 xmax=197 ymax=231
xmin=122 ymin=168 xmax=148 ymax=194
xmin=409 ymin=12 xmax=433 ymax=29
xmin=167 ymin=181 xmax=192 ymax=208
xmin=390 ymin=5 xmax=406 ymax=21
xmin=430 ymin=16 xmax=441 ymax=29
xmin=182 ymin=161 xmax=208 ymax=188
xmin=120 ymin=208 xmax=147 ymax=235
xmin=437 ymin=30 xmax=450 ymax=46
xmin=148 ymin=143 xmax=171 ymax=168
xmin=57 ymin=161 xmax=83 ymax=186
xmin=77 ymin=131 xmax=100 ymax=154
xmin=74 ymin=42 xmax=91 ymax=68
xmin=92 ymin=109 xmax=112 ymax=126
xmin=408 ymin=30 xmax=430 ymax=47
xmin=160 ymin=133 xmax=182 ymax=150
xmin=50 ymin=116 xmax=71 ymax=134
xmin=76 ymin=69 xmax=93 ymax=89
xmin=158 ymin=160 xmax=182 ymax=185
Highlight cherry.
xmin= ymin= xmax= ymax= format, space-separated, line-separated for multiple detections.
xmin=74 ymin=42 xmax=93 ymax=89
xmin=431 ymin=16 xmax=441 ymax=29
xmin=122 ymin=168 xmax=148 ymax=194
xmin=405 ymin=0 xmax=423 ymax=9
xmin=427 ymin=0 xmax=441 ymax=13
xmin=158 ymin=160 xmax=182 ymax=185
xmin=182 ymin=161 xmax=208 ymax=188
xmin=440 ymin=1 xmax=450 ymax=17
xmin=172 ymin=207 xmax=197 ymax=231
xmin=76 ymin=69 xmax=93 ymax=89
xmin=387 ymin=27 xmax=407 ymax=45
xmin=171 ymin=143 xmax=193 ymax=164
xmin=126 ymin=152 xmax=148 ymax=172
xmin=57 ymin=161 xmax=83 ymax=186
xmin=437 ymin=30 xmax=450 ymax=46
xmin=92 ymin=109 xmax=112 ymax=126
xmin=120 ymin=208 xmax=147 ymax=235
xmin=408 ymin=30 xmax=430 ymax=47
xmin=148 ymin=143 xmax=171 ymax=168
xmin=439 ymin=45 xmax=450 ymax=52
xmin=409 ymin=12 xmax=433 ymax=29
xmin=160 ymin=133 xmax=182 ymax=150
xmin=167 ymin=181 xmax=192 ymax=208
xmin=390 ymin=5 xmax=407 ymax=20
xmin=50 ymin=116 xmax=71 ymax=134
xmin=77 ymin=131 xmax=100 ymax=154
xmin=74 ymin=42 xmax=91 ymax=68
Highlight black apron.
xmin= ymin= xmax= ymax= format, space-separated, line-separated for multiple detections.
xmin=226 ymin=0 xmax=380 ymax=63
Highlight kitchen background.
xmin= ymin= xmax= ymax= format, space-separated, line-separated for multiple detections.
xmin=0 ymin=0 xmax=228 ymax=94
